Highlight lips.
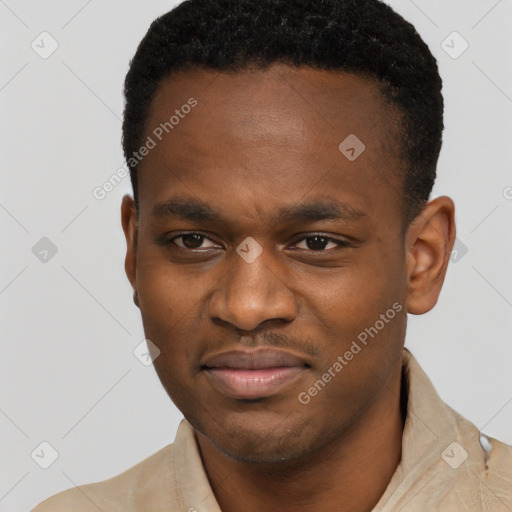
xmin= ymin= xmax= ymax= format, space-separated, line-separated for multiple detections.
xmin=202 ymin=349 xmax=309 ymax=399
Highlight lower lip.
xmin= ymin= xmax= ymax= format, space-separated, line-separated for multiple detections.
xmin=205 ymin=366 xmax=306 ymax=399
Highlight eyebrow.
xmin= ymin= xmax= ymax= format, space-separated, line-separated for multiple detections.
xmin=151 ymin=197 xmax=367 ymax=224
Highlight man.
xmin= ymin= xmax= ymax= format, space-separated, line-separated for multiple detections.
xmin=33 ymin=0 xmax=512 ymax=510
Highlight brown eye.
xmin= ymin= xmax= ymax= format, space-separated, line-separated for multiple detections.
xmin=293 ymin=235 xmax=349 ymax=252
xmin=171 ymin=233 xmax=219 ymax=249
xmin=305 ymin=236 xmax=331 ymax=251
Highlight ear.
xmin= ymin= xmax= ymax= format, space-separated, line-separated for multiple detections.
xmin=404 ymin=196 xmax=456 ymax=315
xmin=121 ymin=194 xmax=139 ymax=308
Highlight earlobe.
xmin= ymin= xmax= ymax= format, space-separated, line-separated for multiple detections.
xmin=405 ymin=196 xmax=456 ymax=315
xmin=121 ymin=194 xmax=139 ymax=308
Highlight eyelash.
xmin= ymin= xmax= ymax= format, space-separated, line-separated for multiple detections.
xmin=165 ymin=232 xmax=351 ymax=253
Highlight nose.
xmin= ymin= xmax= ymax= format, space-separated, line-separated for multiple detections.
xmin=207 ymin=245 xmax=297 ymax=332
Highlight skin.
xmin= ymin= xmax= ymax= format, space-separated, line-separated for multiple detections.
xmin=121 ymin=63 xmax=456 ymax=512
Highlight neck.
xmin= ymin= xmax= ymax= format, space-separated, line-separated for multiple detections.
xmin=197 ymin=364 xmax=406 ymax=512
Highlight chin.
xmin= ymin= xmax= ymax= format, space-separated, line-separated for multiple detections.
xmin=195 ymin=411 xmax=323 ymax=464
xmin=212 ymin=435 xmax=309 ymax=464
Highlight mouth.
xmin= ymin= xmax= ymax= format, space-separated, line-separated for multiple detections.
xmin=201 ymin=348 xmax=310 ymax=399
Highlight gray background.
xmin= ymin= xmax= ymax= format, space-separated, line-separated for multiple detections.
xmin=1 ymin=0 xmax=511 ymax=510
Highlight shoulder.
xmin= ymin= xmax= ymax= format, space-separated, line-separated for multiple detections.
xmin=485 ymin=435 xmax=512 ymax=483
xmin=31 ymin=443 xmax=176 ymax=512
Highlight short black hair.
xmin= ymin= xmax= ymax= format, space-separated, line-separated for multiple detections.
xmin=122 ymin=0 xmax=443 ymax=226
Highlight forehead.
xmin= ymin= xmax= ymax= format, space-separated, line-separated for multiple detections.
xmin=137 ymin=63 xmax=403 ymax=224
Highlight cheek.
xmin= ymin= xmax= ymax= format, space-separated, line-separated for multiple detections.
xmin=297 ymin=270 xmax=406 ymax=418
xmin=135 ymin=265 xmax=194 ymax=357
xmin=301 ymin=261 xmax=400 ymax=318
xmin=136 ymin=269 xmax=199 ymax=405
xmin=136 ymin=257 xmax=199 ymax=317
xmin=298 ymin=259 xmax=406 ymax=360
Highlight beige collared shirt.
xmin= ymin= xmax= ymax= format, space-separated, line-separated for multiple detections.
xmin=32 ymin=349 xmax=512 ymax=511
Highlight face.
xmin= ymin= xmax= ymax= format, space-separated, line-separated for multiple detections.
xmin=122 ymin=64 xmax=415 ymax=463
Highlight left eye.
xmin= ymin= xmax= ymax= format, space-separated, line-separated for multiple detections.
xmin=292 ymin=235 xmax=347 ymax=252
